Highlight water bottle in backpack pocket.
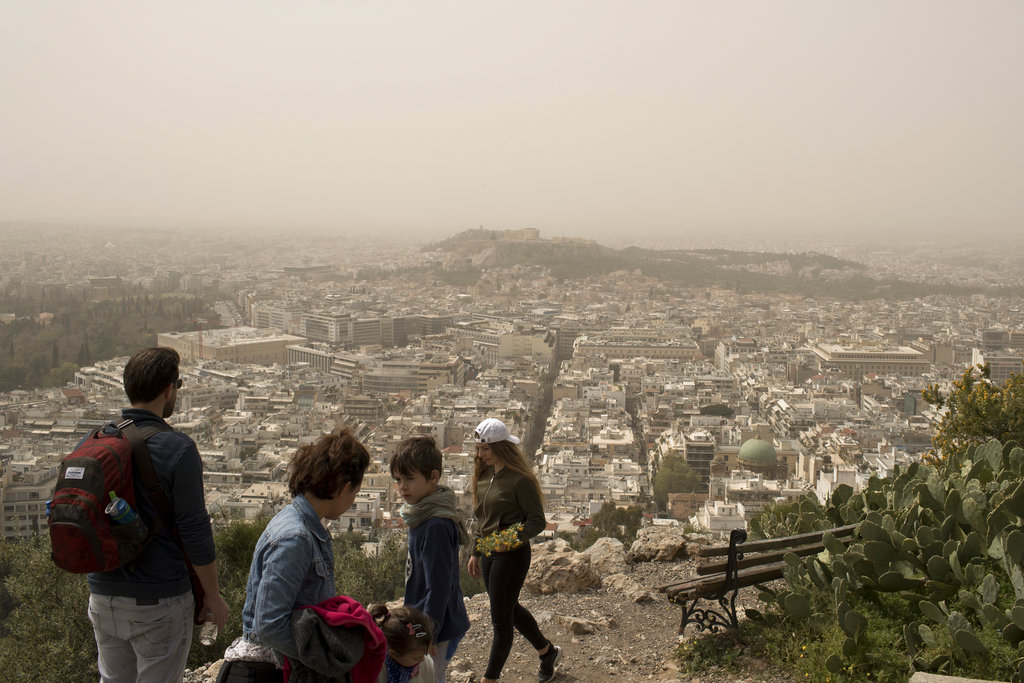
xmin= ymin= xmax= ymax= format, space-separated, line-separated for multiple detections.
xmin=106 ymin=491 xmax=149 ymax=546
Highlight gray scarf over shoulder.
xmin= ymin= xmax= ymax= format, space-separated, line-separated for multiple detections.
xmin=398 ymin=485 xmax=469 ymax=545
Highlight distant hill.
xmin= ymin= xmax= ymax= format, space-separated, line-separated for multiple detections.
xmin=426 ymin=229 xmax=962 ymax=299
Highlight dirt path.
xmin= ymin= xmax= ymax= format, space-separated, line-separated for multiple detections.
xmin=448 ymin=560 xmax=687 ymax=682
xmin=447 ymin=560 xmax=800 ymax=683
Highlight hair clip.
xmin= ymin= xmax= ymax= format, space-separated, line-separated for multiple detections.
xmin=407 ymin=622 xmax=427 ymax=638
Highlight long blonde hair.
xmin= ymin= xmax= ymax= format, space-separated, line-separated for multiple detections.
xmin=471 ymin=439 xmax=544 ymax=507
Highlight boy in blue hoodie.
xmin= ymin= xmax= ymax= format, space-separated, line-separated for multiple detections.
xmin=391 ymin=436 xmax=470 ymax=682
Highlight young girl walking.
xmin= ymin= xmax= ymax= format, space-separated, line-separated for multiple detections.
xmin=466 ymin=418 xmax=561 ymax=683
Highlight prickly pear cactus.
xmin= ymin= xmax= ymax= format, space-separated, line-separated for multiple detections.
xmin=753 ymin=440 xmax=1024 ymax=681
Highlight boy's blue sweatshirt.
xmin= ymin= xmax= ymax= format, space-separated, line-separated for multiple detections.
xmin=405 ymin=517 xmax=470 ymax=644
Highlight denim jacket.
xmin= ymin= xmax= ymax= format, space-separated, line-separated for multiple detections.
xmin=242 ymin=493 xmax=336 ymax=662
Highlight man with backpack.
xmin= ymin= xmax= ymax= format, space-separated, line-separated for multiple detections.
xmin=86 ymin=347 xmax=228 ymax=682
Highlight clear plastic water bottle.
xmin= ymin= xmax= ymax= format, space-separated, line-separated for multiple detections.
xmin=199 ymin=611 xmax=218 ymax=646
xmin=105 ymin=491 xmax=148 ymax=543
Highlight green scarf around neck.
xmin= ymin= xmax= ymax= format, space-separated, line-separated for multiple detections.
xmin=399 ymin=485 xmax=469 ymax=545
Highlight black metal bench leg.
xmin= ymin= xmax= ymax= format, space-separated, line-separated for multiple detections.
xmin=718 ymin=587 xmax=741 ymax=629
xmin=676 ymin=587 xmax=741 ymax=635
xmin=678 ymin=599 xmax=691 ymax=634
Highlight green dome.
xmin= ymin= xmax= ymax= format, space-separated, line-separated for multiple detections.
xmin=738 ymin=437 xmax=776 ymax=465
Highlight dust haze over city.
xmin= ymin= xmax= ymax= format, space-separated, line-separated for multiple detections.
xmin=4 ymin=3 xmax=1024 ymax=682
xmin=3 ymin=1 xmax=1023 ymax=251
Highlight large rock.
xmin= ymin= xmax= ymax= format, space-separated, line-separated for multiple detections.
xmin=602 ymin=574 xmax=659 ymax=603
xmin=555 ymin=612 xmax=619 ymax=634
xmin=584 ymin=537 xmax=630 ymax=576
xmin=628 ymin=525 xmax=688 ymax=562
xmin=524 ymin=538 xmax=601 ymax=594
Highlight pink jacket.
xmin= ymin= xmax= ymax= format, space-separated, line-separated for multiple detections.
xmin=284 ymin=595 xmax=387 ymax=683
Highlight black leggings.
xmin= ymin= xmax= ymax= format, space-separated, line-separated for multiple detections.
xmin=481 ymin=543 xmax=549 ymax=679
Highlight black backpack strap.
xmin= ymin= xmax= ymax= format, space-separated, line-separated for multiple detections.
xmin=118 ymin=420 xmax=173 ymax=529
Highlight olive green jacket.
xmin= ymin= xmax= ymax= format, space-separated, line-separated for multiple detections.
xmin=472 ymin=466 xmax=547 ymax=556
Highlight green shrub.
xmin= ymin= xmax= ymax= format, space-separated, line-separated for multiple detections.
xmin=674 ymin=632 xmax=743 ymax=673
xmin=188 ymin=516 xmax=270 ymax=667
xmin=0 ymin=536 xmax=96 ymax=682
xmin=334 ymin=530 xmax=407 ymax=605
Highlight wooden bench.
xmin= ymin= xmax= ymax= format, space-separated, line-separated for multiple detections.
xmin=658 ymin=523 xmax=859 ymax=634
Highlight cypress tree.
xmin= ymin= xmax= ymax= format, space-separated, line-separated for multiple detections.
xmin=77 ymin=339 xmax=90 ymax=366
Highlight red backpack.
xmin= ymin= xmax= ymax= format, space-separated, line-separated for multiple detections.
xmin=48 ymin=419 xmax=169 ymax=573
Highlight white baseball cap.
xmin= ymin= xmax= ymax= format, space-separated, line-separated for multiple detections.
xmin=473 ymin=417 xmax=520 ymax=445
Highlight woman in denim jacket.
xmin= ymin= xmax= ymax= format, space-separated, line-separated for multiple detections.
xmin=224 ymin=429 xmax=370 ymax=682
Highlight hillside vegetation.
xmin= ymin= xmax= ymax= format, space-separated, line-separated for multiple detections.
xmin=0 ymin=521 xmax=412 ymax=682
xmin=682 ymin=366 xmax=1024 ymax=682
xmin=0 ymin=292 xmax=213 ymax=392
xmin=428 ymin=229 xmax=1011 ymax=299
xmin=722 ymin=439 xmax=1024 ymax=683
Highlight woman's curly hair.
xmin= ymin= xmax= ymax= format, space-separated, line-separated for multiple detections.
xmin=288 ymin=429 xmax=369 ymax=498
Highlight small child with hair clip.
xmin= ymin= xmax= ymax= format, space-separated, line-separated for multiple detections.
xmin=368 ymin=604 xmax=435 ymax=683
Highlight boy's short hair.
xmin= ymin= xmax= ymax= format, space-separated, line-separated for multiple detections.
xmin=123 ymin=347 xmax=180 ymax=404
xmin=389 ymin=436 xmax=442 ymax=480
xmin=289 ymin=429 xmax=370 ymax=498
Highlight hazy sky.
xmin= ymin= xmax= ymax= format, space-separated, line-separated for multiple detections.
xmin=2 ymin=1 xmax=1022 ymax=246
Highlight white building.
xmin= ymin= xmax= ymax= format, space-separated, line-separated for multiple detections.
xmin=694 ymin=500 xmax=747 ymax=538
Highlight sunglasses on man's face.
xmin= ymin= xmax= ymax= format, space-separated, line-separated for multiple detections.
xmin=175 ymin=378 xmax=184 ymax=389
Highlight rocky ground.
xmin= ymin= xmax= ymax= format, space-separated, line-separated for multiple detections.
xmin=448 ymin=559 xmax=685 ymax=682
xmin=188 ymin=530 xmax=800 ymax=683
xmin=444 ymin=560 xmax=798 ymax=683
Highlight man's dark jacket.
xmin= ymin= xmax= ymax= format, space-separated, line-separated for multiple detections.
xmin=87 ymin=408 xmax=215 ymax=599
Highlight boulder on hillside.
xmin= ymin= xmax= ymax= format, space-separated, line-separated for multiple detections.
xmin=602 ymin=573 xmax=659 ymax=603
xmin=628 ymin=525 xmax=687 ymax=562
xmin=524 ymin=538 xmax=601 ymax=594
xmin=583 ymin=537 xmax=629 ymax=575
xmin=555 ymin=612 xmax=619 ymax=634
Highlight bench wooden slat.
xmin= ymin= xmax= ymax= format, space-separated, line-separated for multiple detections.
xmin=696 ymin=523 xmax=858 ymax=558
xmin=662 ymin=560 xmax=790 ymax=601
xmin=695 ymin=535 xmax=855 ymax=576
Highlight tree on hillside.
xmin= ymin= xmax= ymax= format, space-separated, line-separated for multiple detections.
xmin=333 ymin=530 xmax=406 ymax=605
xmin=0 ymin=292 xmax=215 ymax=392
xmin=922 ymin=363 xmax=1024 ymax=458
xmin=699 ymin=403 xmax=734 ymax=418
xmin=652 ymin=454 xmax=701 ymax=510
xmin=587 ymin=501 xmax=643 ymax=547
xmin=0 ymin=537 xmax=96 ymax=682
xmin=184 ymin=515 xmax=272 ymax=666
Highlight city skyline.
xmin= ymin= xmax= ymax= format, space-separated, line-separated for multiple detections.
xmin=2 ymin=1 xmax=1023 ymax=248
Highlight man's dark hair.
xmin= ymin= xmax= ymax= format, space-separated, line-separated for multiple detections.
xmin=289 ymin=429 xmax=370 ymax=499
xmin=389 ymin=436 xmax=443 ymax=480
xmin=123 ymin=347 xmax=180 ymax=404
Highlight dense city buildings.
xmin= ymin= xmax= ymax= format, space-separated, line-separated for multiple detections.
xmin=3 ymin=229 xmax=1024 ymax=541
